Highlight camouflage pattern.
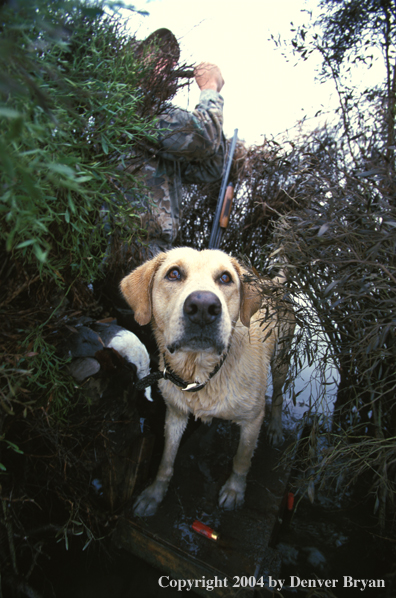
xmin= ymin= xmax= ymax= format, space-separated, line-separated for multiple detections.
xmin=124 ymin=89 xmax=225 ymax=257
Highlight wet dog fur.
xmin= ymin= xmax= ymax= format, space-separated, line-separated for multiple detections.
xmin=120 ymin=247 xmax=295 ymax=516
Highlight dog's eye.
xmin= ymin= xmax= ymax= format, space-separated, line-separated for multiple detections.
xmin=166 ymin=267 xmax=182 ymax=281
xmin=219 ymin=272 xmax=232 ymax=284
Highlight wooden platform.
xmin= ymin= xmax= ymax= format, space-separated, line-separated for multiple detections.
xmin=113 ymin=413 xmax=294 ymax=597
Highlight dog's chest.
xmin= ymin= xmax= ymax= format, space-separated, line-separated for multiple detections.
xmin=159 ymin=375 xmax=264 ymax=424
xmin=158 ymin=322 xmax=273 ymax=423
xmin=160 ymin=379 xmax=221 ymax=420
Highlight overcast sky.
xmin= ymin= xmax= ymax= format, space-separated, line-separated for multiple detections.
xmin=119 ymin=0 xmax=383 ymax=145
xmin=118 ymin=0 xmax=335 ymax=144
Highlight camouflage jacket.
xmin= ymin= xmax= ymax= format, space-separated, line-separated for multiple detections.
xmin=124 ymin=89 xmax=225 ymax=251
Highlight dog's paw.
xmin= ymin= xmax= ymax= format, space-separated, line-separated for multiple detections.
xmin=133 ymin=481 xmax=167 ymax=517
xmin=219 ymin=473 xmax=246 ymax=510
xmin=267 ymin=419 xmax=284 ymax=446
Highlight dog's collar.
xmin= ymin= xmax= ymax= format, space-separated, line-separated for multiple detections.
xmin=135 ymin=351 xmax=228 ymax=395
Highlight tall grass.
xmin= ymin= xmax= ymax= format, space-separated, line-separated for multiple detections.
xmin=0 ymin=0 xmax=154 ymax=288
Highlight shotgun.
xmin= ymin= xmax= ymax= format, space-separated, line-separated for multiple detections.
xmin=208 ymin=128 xmax=238 ymax=249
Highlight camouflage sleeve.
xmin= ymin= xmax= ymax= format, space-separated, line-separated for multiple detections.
xmin=156 ymin=89 xmax=225 ymax=183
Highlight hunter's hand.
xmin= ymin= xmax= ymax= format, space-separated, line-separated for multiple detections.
xmin=194 ymin=62 xmax=224 ymax=93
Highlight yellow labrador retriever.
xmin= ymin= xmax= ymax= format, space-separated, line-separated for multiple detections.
xmin=120 ymin=247 xmax=294 ymax=516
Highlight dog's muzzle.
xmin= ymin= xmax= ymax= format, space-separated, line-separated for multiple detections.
xmin=183 ymin=291 xmax=222 ymax=325
xmin=167 ymin=291 xmax=225 ymax=353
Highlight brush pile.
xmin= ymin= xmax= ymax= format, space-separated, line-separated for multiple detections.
xmin=180 ymin=118 xmax=396 ymax=530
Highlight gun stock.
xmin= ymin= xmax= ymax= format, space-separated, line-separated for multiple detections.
xmin=208 ymin=129 xmax=238 ymax=249
xmin=219 ymin=183 xmax=234 ymax=229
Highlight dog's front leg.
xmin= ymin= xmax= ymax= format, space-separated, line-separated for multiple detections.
xmin=219 ymin=412 xmax=264 ymax=510
xmin=133 ymin=405 xmax=188 ymax=517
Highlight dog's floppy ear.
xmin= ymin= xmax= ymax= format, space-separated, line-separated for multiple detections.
xmin=120 ymin=254 xmax=165 ymax=325
xmin=231 ymin=258 xmax=262 ymax=328
xmin=239 ymin=279 xmax=262 ymax=328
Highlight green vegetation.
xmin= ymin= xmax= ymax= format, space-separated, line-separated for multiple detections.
xmin=0 ymin=3 xmax=177 ymax=592
xmin=0 ymin=0 xmax=153 ymax=285
xmin=0 ymin=0 xmax=157 ymax=417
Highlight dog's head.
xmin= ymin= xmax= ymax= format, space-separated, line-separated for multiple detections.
xmin=120 ymin=248 xmax=261 ymax=355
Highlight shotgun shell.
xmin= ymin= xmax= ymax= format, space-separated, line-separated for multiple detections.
xmin=287 ymin=492 xmax=295 ymax=511
xmin=192 ymin=520 xmax=219 ymax=541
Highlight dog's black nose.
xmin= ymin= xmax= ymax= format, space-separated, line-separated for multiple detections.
xmin=183 ymin=291 xmax=222 ymax=325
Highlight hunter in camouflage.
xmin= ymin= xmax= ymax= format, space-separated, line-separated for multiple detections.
xmin=124 ymin=29 xmax=226 ymax=258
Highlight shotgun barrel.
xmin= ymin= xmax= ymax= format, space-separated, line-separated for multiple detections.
xmin=208 ymin=129 xmax=238 ymax=249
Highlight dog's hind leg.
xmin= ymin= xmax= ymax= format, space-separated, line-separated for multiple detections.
xmin=133 ymin=405 xmax=188 ymax=517
xmin=219 ymin=412 xmax=264 ymax=510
